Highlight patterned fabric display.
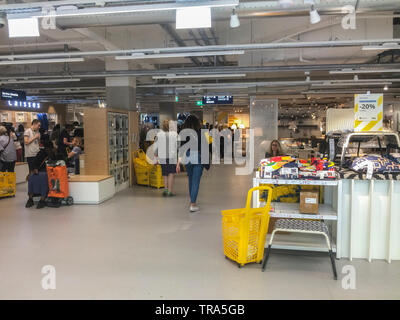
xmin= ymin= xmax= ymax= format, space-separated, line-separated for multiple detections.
xmin=350 ymin=155 xmax=400 ymax=173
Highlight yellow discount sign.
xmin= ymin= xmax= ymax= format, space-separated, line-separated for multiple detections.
xmin=354 ymin=93 xmax=383 ymax=132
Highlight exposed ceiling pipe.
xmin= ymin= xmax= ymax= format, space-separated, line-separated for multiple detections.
xmin=159 ymin=24 xmax=202 ymax=66
xmin=187 ymin=29 xmax=214 ymax=66
xmin=3 ymin=63 xmax=400 ymax=80
xmin=0 ymin=39 xmax=399 ymax=60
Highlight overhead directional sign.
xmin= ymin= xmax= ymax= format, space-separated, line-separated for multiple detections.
xmin=1 ymin=88 xmax=26 ymax=101
xmin=202 ymin=95 xmax=233 ymax=105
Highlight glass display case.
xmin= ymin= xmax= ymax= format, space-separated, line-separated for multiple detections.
xmin=108 ymin=112 xmax=130 ymax=188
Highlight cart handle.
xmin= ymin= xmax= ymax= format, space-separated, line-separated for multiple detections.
xmin=245 ymin=186 xmax=273 ymax=213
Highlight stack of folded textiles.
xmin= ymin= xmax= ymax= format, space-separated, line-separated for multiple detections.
xmin=259 ymin=156 xmax=336 ymax=180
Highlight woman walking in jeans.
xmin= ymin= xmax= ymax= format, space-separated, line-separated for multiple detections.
xmin=176 ymin=115 xmax=208 ymax=212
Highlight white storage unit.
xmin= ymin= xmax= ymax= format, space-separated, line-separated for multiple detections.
xmin=339 ymin=179 xmax=400 ymax=262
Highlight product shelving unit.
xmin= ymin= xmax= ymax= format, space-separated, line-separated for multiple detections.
xmin=253 ymin=177 xmax=342 ymax=255
xmin=84 ymin=108 xmax=139 ymax=192
xmin=108 ymin=112 xmax=130 ymax=191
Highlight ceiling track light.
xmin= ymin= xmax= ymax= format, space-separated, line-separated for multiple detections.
xmin=230 ymin=8 xmax=240 ymax=28
xmin=310 ymin=4 xmax=321 ymax=24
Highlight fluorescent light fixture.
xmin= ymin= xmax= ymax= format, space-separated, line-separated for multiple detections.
xmin=230 ymin=9 xmax=240 ymax=28
xmin=152 ymin=73 xmax=246 ymax=80
xmin=2 ymin=78 xmax=81 ymax=84
xmin=115 ymin=50 xmax=245 ymax=60
xmin=384 ymin=85 xmax=389 ymax=91
xmin=311 ymin=81 xmax=392 ymax=87
xmin=176 ymin=6 xmax=211 ymax=29
xmin=8 ymin=17 xmax=39 ymax=37
xmin=0 ymin=58 xmax=84 ymax=65
xmin=17 ymin=0 xmax=238 ymax=18
xmin=279 ymin=0 xmax=294 ymax=8
xmin=310 ymin=5 xmax=321 ymax=24
xmin=362 ymin=43 xmax=400 ymax=50
xmin=330 ymin=68 xmax=400 ymax=74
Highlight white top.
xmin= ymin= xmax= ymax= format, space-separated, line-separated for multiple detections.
xmin=24 ymin=128 xmax=40 ymax=158
xmin=156 ymin=131 xmax=178 ymax=161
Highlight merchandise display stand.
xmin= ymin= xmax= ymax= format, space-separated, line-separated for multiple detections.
xmin=68 ymin=175 xmax=115 ymax=204
xmin=83 ymin=108 xmax=139 ymax=192
xmin=253 ymin=177 xmax=342 ymax=256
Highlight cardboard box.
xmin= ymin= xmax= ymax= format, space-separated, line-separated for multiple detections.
xmin=299 ymin=190 xmax=319 ymax=214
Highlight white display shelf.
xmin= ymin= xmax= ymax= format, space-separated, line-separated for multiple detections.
xmin=255 ymin=177 xmax=338 ymax=186
xmin=268 ymin=202 xmax=337 ymax=220
xmin=266 ymin=232 xmax=336 ymax=252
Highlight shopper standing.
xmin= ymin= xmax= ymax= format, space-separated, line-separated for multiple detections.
xmin=57 ymin=124 xmax=74 ymax=160
xmin=157 ymin=119 xmax=178 ymax=197
xmin=0 ymin=125 xmax=17 ymax=172
xmin=176 ymin=115 xmax=209 ymax=212
xmin=16 ymin=124 xmax=25 ymax=162
xmin=67 ymin=137 xmax=82 ymax=175
xmin=12 ymin=127 xmax=23 ymax=163
xmin=50 ymin=124 xmax=60 ymax=148
xmin=24 ymin=119 xmax=41 ymax=173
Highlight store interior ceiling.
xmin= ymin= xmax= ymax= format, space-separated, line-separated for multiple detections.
xmin=0 ymin=0 xmax=400 ymax=118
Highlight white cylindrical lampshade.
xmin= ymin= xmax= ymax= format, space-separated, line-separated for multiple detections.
xmin=310 ymin=7 xmax=321 ymax=24
xmin=230 ymin=13 xmax=240 ymax=28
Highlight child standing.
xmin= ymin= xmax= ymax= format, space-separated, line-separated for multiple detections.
xmin=67 ymin=137 xmax=82 ymax=175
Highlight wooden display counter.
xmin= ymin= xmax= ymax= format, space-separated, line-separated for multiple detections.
xmin=15 ymin=162 xmax=29 ymax=184
xmin=68 ymin=175 xmax=115 ymax=204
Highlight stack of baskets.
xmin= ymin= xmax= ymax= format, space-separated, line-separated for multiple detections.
xmin=132 ymin=149 xmax=164 ymax=189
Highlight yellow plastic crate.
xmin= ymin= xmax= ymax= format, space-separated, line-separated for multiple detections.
xmin=149 ymin=165 xmax=164 ymax=189
xmin=221 ymin=186 xmax=272 ymax=267
xmin=0 ymin=172 xmax=16 ymax=198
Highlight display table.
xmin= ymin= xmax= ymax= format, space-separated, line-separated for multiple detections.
xmin=253 ymin=178 xmax=342 ymax=254
xmin=15 ymin=162 xmax=29 ymax=184
xmin=254 ymin=176 xmax=400 ymax=262
xmin=68 ymin=175 xmax=115 ymax=204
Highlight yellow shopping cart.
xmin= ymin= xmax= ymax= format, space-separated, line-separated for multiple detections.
xmin=221 ymin=186 xmax=273 ymax=267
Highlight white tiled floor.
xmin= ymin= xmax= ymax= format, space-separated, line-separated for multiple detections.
xmin=0 ymin=164 xmax=399 ymax=299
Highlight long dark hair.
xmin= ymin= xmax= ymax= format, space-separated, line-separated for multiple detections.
xmin=182 ymin=115 xmax=201 ymax=131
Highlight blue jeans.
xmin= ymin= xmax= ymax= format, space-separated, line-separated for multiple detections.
xmin=186 ymin=163 xmax=203 ymax=204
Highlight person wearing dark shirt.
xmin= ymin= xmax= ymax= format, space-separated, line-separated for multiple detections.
xmin=25 ymin=142 xmax=56 ymax=209
xmin=265 ymin=140 xmax=284 ymax=158
xmin=176 ymin=115 xmax=209 ymax=213
xmin=57 ymin=124 xmax=73 ymax=159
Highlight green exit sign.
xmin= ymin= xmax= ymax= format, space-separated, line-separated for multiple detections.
xmin=196 ymin=100 xmax=204 ymax=106
xmin=175 ymin=96 xmax=179 ymax=102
